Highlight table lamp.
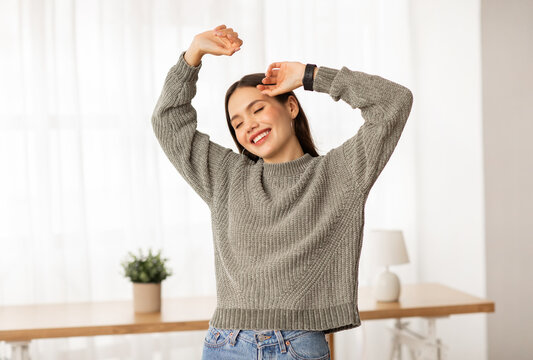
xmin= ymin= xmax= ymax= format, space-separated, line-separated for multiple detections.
xmin=367 ymin=229 xmax=410 ymax=302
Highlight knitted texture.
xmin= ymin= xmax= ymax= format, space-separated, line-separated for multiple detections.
xmin=152 ymin=51 xmax=413 ymax=334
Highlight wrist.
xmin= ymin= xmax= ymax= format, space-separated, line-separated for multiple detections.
xmin=184 ymin=44 xmax=203 ymax=67
xmin=299 ymin=63 xmax=306 ymax=87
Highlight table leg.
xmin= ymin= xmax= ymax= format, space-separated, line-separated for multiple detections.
xmin=387 ymin=317 xmax=448 ymax=360
xmin=389 ymin=333 xmax=401 ymax=359
xmin=424 ymin=318 xmax=447 ymax=360
xmin=389 ymin=319 xmax=408 ymax=360
xmin=326 ymin=333 xmax=335 ymax=360
xmin=6 ymin=341 xmax=31 ymax=360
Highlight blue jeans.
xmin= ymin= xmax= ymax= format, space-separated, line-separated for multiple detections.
xmin=202 ymin=325 xmax=331 ymax=360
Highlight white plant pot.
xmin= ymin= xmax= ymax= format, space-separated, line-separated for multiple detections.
xmin=133 ymin=282 xmax=161 ymax=313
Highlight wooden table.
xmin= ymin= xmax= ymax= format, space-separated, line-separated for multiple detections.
xmin=356 ymin=283 xmax=495 ymax=360
xmin=0 ymin=283 xmax=494 ymax=360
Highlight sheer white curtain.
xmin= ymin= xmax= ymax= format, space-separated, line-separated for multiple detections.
xmin=0 ymin=0 xmax=415 ymax=358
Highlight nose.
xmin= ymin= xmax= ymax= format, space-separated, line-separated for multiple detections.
xmin=244 ymin=119 xmax=259 ymax=139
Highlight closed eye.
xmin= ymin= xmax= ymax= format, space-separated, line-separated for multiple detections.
xmin=235 ymin=107 xmax=264 ymax=129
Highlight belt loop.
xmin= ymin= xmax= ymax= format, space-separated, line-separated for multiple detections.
xmin=229 ymin=329 xmax=240 ymax=346
xmin=274 ymin=330 xmax=287 ymax=353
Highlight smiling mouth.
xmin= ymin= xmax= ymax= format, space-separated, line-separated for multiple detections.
xmin=252 ymin=130 xmax=271 ymax=145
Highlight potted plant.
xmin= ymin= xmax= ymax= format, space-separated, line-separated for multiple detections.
xmin=120 ymin=247 xmax=173 ymax=313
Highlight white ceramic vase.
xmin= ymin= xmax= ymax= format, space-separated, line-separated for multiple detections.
xmin=372 ymin=268 xmax=401 ymax=302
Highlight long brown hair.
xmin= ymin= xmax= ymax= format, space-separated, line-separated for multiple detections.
xmin=224 ymin=73 xmax=319 ymax=162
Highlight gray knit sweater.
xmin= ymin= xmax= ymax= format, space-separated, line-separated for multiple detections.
xmin=151 ymin=50 xmax=413 ymax=334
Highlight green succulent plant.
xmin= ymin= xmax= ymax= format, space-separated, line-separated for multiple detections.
xmin=120 ymin=248 xmax=173 ymax=283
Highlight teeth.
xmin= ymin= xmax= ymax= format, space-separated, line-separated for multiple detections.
xmin=253 ymin=130 xmax=270 ymax=143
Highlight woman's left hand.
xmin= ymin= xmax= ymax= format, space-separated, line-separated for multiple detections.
xmin=257 ymin=61 xmax=306 ymax=96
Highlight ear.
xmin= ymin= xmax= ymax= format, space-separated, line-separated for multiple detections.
xmin=286 ymin=95 xmax=299 ymax=119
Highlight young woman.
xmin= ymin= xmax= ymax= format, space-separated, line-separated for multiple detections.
xmin=152 ymin=24 xmax=413 ymax=360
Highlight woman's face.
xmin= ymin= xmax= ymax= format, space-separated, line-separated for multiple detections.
xmin=228 ymin=86 xmax=301 ymax=163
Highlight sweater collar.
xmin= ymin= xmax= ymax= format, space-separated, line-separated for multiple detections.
xmin=261 ymin=153 xmax=313 ymax=177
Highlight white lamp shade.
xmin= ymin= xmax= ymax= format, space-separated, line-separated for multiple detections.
xmin=367 ymin=229 xmax=409 ymax=267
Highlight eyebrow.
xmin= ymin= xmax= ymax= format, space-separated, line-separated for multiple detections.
xmin=230 ymin=99 xmax=264 ymax=123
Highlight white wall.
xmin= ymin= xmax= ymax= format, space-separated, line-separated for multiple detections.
xmin=335 ymin=1 xmax=489 ymax=359
xmin=411 ymin=0 xmax=487 ymax=359
xmin=481 ymin=1 xmax=533 ymax=359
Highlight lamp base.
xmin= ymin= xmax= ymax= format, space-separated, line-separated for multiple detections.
xmin=373 ymin=269 xmax=401 ymax=302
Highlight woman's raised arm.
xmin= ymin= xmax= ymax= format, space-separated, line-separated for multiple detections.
xmin=314 ymin=65 xmax=414 ymax=196
xmin=151 ymin=25 xmax=243 ymax=207
xmin=255 ymin=58 xmax=413 ymax=196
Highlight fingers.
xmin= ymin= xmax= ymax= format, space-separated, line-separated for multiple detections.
xmin=214 ymin=27 xmax=235 ymax=38
xmin=212 ymin=25 xmax=243 ymax=55
xmin=214 ymin=29 xmax=242 ymax=48
xmin=217 ymin=45 xmax=239 ymax=55
xmin=261 ymin=74 xmax=277 ymax=85
xmin=257 ymin=85 xmax=275 ymax=95
xmin=259 ymin=64 xmax=280 ymax=97
xmin=259 ymin=85 xmax=278 ymax=97
xmin=263 ymin=69 xmax=279 ymax=80
xmin=265 ymin=62 xmax=282 ymax=77
xmin=216 ymin=46 xmax=231 ymax=55
xmin=227 ymin=33 xmax=242 ymax=47
xmin=257 ymin=80 xmax=278 ymax=93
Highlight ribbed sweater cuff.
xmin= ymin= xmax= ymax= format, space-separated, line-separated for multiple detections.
xmin=313 ymin=66 xmax=339 ymax=94
xmin=170 ymin=50 xmax=202 ymax=82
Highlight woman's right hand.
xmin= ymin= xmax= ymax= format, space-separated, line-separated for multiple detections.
xmin=185 ymin=25 xmax=243 ymax=66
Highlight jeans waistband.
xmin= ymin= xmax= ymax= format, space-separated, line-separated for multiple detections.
xmin=226 ymin=328 xmax=325 ymax=353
